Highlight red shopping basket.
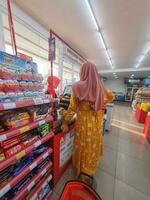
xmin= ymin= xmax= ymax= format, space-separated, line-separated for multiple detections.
xmin=60 ymin=181 xmax=102 ymax=200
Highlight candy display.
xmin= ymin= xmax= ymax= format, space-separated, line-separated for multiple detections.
xmin=1 ymin=111 xmax=31 ymax=130
xmin=37 ymin=123 xmax=50 ymax=137
xmin=27 ymin=104 xmax=50 ymax=122
xmin=0 ymin=51 xmax=53 ymax=200
xmin=0 ymin=51 xmax=45 ymax=103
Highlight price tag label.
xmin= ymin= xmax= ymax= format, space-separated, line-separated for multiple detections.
xmin=33 ymin=98 xmax=43 ymax=105
xmin=41 ymin=168 xmax=47 ymax=176
xmin=29 ymin=162 xmax=37 ymax=171
xmin=27 ymin=181 xmax=35 ymax=191
xmin=16 ymin=150 xmax=25 ymax=160
xmin=39 ymin=120 xmax=45 ymax=126
xmin=20 ymin=126 xmax=30 ymax=134
xmin=34 ymin=140 xmax=41 ymax=148
xmin=43 ymin=99 xmax=50 ymax=104
xmin=4 ymin=103 xmax=16 ymax=110
xmin=0 ymin=134 xmax=7 ymax=142
xmin=42 ymin=152 xmax=48 ymax=159
xmin=0 ymin=184 xmax=11 ymax=198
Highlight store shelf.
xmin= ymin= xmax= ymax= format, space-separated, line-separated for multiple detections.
xmin=0 ymin=148 xmax=52 ymax=198
xmin=28 ymin=174 xmax=53 ymax=200
xmin=0 ymin=115 xmax=53 ymax=142
xmin=0 ymin=98 xmax=51 ymax=111
xmin=12 ymin=162 xmax=52 ymax=200
xmin=44 ymin=191 xmax=53 ymax=200
xmin=0 ymin=132 xmax=54 ymax=171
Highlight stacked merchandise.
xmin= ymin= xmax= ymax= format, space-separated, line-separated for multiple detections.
xmin=0 ymin=51 xmax=46 ymax=102
xmin=134 ymin=87 xmax=150 ymax=111
xmin=0 ymin=51 xmax=54 ymax=200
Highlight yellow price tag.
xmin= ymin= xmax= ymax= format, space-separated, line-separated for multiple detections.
xmin=16 ymin=150 xmax=25 ymax=160
xmin=20 ymin=125 xmax=30 ymax=134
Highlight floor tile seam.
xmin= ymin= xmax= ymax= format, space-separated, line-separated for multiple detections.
xmin=115 ymin=176 xmax=150 ymax=198
xmin=118 ymin=135 xmax=150 ymax=150
xmin=116 ymin=149 xmax=150 ymax=167
xmin=113 ymin=148 xmax=119 ymax=200
xmin=98 ymin=166 xmax=116 ymax=178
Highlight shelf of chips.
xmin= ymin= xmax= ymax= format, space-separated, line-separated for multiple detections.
xmin=0 ymin=51 xmax=56 ymax=200
xmin=0 ymin=115 xmax=53 ymax=142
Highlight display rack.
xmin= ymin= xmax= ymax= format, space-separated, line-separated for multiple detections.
xmin=27 ymin=173 xmax=53 ymax=199
xmin=0 ymin=98 xmax=51 ymax=111
xmin=12 ymin=162 xmax=52 ymax=200
xmin=0 ymin=51 xmax=54 ymax=199
xmin=0 ymin=116 xmax=53 ymax=142
xmin=0 ymin=148 xmax=52 ymax=198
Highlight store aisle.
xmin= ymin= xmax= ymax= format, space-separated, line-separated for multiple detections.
xmin=51 ymin=104 xmax=150 ymax=200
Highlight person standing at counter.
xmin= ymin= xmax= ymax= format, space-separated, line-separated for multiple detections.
xmin=62 ymin=62 xmax=113 ymax=183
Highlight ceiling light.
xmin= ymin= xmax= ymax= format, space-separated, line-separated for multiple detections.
xmin=84 ymin=0 xmax=114 ymax=68
xmin=135 ymin=46 xmax=150 ymax=68
xmin=84 ymin=0 xmax=99 ymax=30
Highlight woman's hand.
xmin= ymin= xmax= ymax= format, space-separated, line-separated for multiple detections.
xmin=61 ymin=123 xmax=69 ymax=133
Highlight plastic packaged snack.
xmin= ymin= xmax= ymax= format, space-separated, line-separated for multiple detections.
xmin=5 ymin=143 xmax=24 ymax=158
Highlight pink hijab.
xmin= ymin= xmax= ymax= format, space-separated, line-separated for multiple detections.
xmin=72 ymin=62 xmax=105 ymax=111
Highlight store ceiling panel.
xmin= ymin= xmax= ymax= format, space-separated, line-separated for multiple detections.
xmin=13 ymin=0 xmax=150 ymax=78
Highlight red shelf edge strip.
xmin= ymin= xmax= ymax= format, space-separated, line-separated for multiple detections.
xmin=0 ymin=132 xmax=54 ymax=172
xmin=0 ymin=115 xmax=53 ymax=142
xmin=0 ymin=148 xmax=53 ymax=198
xmin=12 ymin=162 xmax=53 ymax=200
xmin=0 ymin=98 xmax=51 ymax=111
xmin=28 ymin=174 xmax=53 ymax=200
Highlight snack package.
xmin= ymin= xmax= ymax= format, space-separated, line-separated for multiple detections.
xmin=5 ymin=143 xmax=24 ymax=158
xmin=1 ymin=137 xmax=21 ymax=150
xmin=23 ymin=135 xmax=40 ymax=147
xmin=37 ymin=123 xmax=50 ymax=137
xmin=3 ymin=111 xmax=31 ymax=129
xmin=0 ymin=148 xmax=5 ymax=161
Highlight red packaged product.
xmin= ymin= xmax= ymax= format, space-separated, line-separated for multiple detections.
xmin=5 ymin=143 xmax=24 ymax=158
xmin=1 ymin=137 xmax=21 ymax=150
xmin=23 ymin=135 xmax=40 ymax=147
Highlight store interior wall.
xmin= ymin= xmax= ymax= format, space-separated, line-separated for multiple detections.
xmin=104 ymin=79 xmax=126 ymax=94
xmin=0 ymin=6 xmax=5 ymax=51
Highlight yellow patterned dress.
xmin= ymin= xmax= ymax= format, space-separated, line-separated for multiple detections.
xmin=64 ymin=90 xmax=113 ymax=175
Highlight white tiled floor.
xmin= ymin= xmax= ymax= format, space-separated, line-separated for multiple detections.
xmin=51 ymin=103 xmax=150 ymax=200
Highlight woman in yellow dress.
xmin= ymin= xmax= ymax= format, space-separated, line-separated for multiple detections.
xmin=62 ymin=62 xmax=113 ymax=179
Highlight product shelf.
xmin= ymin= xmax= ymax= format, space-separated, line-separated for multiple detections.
xmin=0 ymin=148 xmax=53 ymax=198
xmin=0 ymin=132 xmax=54 ymax=171
xmin=44 ymin=190 xmax=53 ymax=200
xmin=12 ymin=162 xmax=52 ymax=200
xmin=0 ymin=115 xmax=53 ymax=142
xmin=0 ymin=98 xmax=51 ymax=111
xmin=27 ymin=173 xmax=53 ymax=200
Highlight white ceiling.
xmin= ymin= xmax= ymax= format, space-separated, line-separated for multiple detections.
xmin=13 ymin=0 xmax=150 ymax=79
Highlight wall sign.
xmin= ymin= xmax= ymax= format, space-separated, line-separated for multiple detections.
xmin=59 ymin=130 xmax=74 ymax=167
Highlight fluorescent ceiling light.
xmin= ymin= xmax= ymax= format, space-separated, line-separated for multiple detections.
xmin=84 ymin=0 xmax=114 ymax=68
xmin=98 ymin=32 xmax=106 ymax=50
xmin=135 ymin=46 xmax=150 ymax=68
xmin=84 ymin=0 xmax=99 ymax=30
